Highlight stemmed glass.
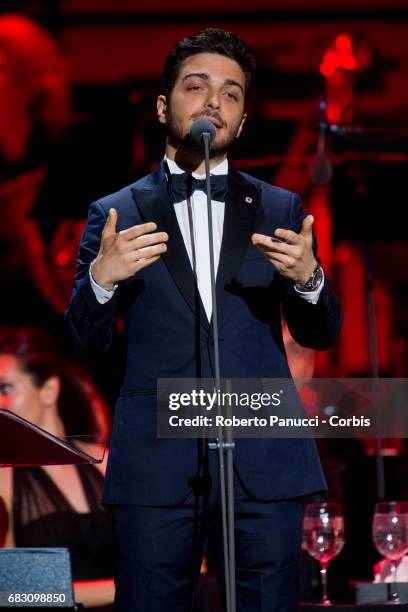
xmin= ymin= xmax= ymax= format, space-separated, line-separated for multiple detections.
xmin=372 ymin=501 xmax=408 ymax=604
xmin=303 ymin=502 xmax=345 ymax=606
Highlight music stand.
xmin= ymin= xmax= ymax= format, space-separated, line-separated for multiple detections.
xmin=0 ymin=409 xmax=103 ymax=467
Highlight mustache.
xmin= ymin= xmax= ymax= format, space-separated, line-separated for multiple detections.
xmin=191 ymin=111 xmax=226 ymax=128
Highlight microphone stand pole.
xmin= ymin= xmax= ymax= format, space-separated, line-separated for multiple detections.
xmin=202 ymin=132 xmax=236 ymax=612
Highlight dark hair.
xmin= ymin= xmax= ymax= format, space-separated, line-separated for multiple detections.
xmin=0 ymin=326 xmax=108 ymax=439
xmin=161 ymin=28 xmax=256 ymax=102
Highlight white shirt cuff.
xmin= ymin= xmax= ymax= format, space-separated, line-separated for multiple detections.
xmin=89 ymin=263 xmax=116 ymax=304
xmin=294 ymin=269 xmax=325 ymax=305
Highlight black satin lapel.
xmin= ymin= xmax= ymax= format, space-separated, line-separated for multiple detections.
xmin=215 ymin=168 xmax=260 ymax=323
xmin=131 ymin=180 xmax=210 ymax=331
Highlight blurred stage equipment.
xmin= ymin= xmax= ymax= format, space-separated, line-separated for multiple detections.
xmin=310 ymin=32 xmax=408 ymax=497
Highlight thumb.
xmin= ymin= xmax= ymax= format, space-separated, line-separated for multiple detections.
xmin=103 ymin=208 xmax=117 ymax=238
xmin=300 ymin=214 xmax=314 ymax=237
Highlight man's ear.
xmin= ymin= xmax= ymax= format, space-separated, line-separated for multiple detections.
xmin=157 ymin=95 xmax=167 ymax=125
xmin=236 ymin=112 xmax=247 ymax=139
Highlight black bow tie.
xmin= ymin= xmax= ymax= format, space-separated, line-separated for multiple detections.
xmin=169 ymin=172 xmax=228 ymax=204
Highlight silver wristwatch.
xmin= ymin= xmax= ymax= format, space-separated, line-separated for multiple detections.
xmin=294 ymin=265 xmax=323 ymax=292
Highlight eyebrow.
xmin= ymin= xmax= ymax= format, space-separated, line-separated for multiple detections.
xmin=182 ymin=72 xmax=244 ymax=95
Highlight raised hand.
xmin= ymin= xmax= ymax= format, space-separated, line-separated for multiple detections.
xmin=91 ymin=208 xmax=168 ymax=290
xmin=251 ymin=215 xmax=317 ymax=284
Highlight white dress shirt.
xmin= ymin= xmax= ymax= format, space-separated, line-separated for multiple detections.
xmin=167 ymin=156 xmax=226 ymax=320
xmin=90 ymin=158 xmax=324 ymax=315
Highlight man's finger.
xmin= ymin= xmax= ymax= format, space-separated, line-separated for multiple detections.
xmin=265 ymin=240 xmax=298 ymax=257
xmin=255 ymin=246 xmax=294 ymax=267
xmin=119 ymin=222 xmax=157 ymax=241
xmin=131 ymin=232 xmax=168 ymax=250
xmin=135 ymin=255 xmax=161 ymax=271
xmin=300 ymin=215 xmax=314 ymax=237
xmin=273 ymin=228 xmax=300 ymax=244
xmin=251 ymin=233 xmax=273 ymax=248
xmin=129 ymin=243 xmax=167 ymax=262
xmin=103 ymin=208 xmax=118 ymax=238
xmin=260 ymin=250 xmax=293 ymax=267
xmin=252 ymin=233 xmax=294 ymax=250
xmin=253 ymin=235 xmax=297 ymax=258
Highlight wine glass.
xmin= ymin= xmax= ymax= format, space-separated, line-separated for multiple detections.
xmin=303 ymin=502 xmax=345 ymax=606
xmin=372 ymin=501 xmax=408 ymax=604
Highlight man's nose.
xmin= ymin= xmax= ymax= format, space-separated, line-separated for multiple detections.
xmin=205 ymin=90 xmax=221 ymax=109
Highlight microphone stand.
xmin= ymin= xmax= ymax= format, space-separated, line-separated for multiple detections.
xmin=202 ymin=131 xmax=236 ymax=612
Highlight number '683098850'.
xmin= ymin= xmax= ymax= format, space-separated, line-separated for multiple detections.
xmin=7 ymin=593 xmax=66 ymax=603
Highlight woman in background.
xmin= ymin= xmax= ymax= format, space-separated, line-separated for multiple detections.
xmin=0 ymin=326 xmax=115 ymax=610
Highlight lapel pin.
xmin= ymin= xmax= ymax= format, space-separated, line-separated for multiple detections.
xmin=244 ymin=196 xmax=253 ymax=204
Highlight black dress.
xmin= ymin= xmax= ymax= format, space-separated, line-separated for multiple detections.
xmin=13 ymin=464 xmax=115 ymax=582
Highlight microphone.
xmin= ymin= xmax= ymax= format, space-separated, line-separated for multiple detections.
xmin=190 ymin=118 xmax=216 ymax=145
xmin=309 ymin=96 xmax=333 ymax=186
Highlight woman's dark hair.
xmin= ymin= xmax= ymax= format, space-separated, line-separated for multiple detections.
xmin=0 ymin=326 xmax=106 ymax=439
xmin=161 ymin=28 xmax=256 ymax=103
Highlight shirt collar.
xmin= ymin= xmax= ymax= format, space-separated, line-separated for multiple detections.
xmin=164 ymin=155 xmax=228 ymax=178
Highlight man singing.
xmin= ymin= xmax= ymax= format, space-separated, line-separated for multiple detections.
xmin=67 ymin=28 xmax=342 ymax=612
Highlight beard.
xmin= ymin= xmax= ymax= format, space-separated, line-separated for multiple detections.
xmin=166 ymin=108 xmax=241 ymax=159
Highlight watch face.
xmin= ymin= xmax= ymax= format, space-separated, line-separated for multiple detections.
xmin=295 ymin=266 xmax=323 ymax=291
xmin=309 ymin=267 xmax=323 ymax=290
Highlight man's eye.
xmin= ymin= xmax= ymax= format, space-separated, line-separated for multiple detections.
xmin=225 ymin=92 xmax=238 ymax=101
xmin=0 ymin=383 xmax=13 ymax=395
xmin=187 ymin=85 xmax=202 ymax=91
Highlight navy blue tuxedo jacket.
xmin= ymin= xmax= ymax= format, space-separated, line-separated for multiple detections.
xmin=66 ymin=162 xmax=342 ymax=506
